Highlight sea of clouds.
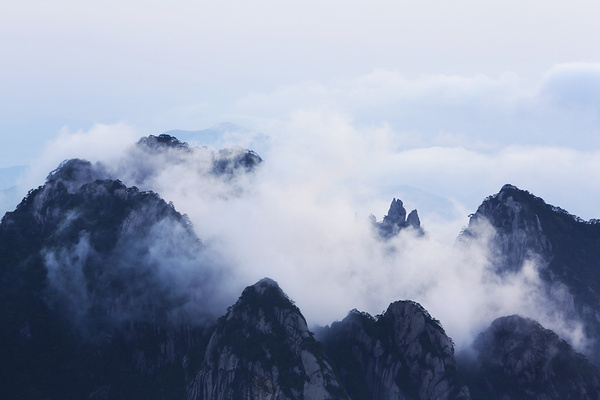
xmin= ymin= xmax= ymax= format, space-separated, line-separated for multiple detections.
xmin=14 ymin=106 xmax=593 ymax=352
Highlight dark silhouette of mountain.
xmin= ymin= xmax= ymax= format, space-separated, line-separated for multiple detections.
xmin=187 ymin=278 xmax=349 ymax=400
xmin=461 ymin=184 xmax=600 ymax=365
xmin=138 ymin=133 xmax=192 ymax=151
xmin=317 ymin=302 xmax=470 ymax=400
xmin=458 ymin=315 xmax=600 ymax=400
xmin=122 ymin=133 xmax=262 ymax=192
xmin=1 ymin=136 xmax=600 ymax=399
xmin=371 ymin=198 xmax=423 ymax=239
xmin=0 ymin=158 xmax=217 ymax=399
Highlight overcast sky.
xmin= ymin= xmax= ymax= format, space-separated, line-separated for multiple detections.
xmin=3 ymin=1 xmax=600 ymax=212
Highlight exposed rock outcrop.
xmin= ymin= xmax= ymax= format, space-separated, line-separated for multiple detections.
xmin=460 ymin=184 xmax=600 ymax=365
xmin=188 ymin=278 xmax=349 ymax=400
xmin=319 ymin=301 xmax=470 ymax=400
xmin=6 ymin=148 xmax=600 ymax=400
xmin=137 ymin=133 xmax=191 ymax=151
xmin=0 ymin=157 xmax=218 ymax=399
xmin=136 ymin=133 xmax=262 ymax=176
xmin=459 ymin=315 xmax=600 ymax=400
xmin=373 ymin=198 xmax=423 ymax=239
xmin=460 ymin=184 xmax=553 ymax=272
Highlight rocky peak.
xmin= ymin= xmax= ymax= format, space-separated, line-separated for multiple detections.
xmin=129 ymin=134 xmax=262 ymax=187
xmin=384 ymin=198 xmax=407 ymax=226
xmin=407 ymin=209 xmax=421 ymax=229
xmin=319 ymin=300 xmax=470 ymax=400
xmin=459 ymin=315 xmax=600 ymax=399
xmin=45 ymin=158 xmax=110 ymax=193
xmin=0 ymin=157 xmax=222 ymax=399
xmin=211 ymin=147 xmax=262 ymax=176
xmin=373 ymin=198 xmax=423 ymax=239
xmin=0 ymin=158 xmax=216 ymax=332
xmin=188 ymin=278 xmax=348 ymax=400
xmin=137 ymin=134 xmax=190 ymax=152
xmin=252 ymin=277 xmax=283 ymax=295
xmin=460 ymin=184 xmax=554 ymax=272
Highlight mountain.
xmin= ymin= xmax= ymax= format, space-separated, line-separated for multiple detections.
xmin=460 ymin=184 xmax=600 ymax=364
xmin=187 ymin=278 xmax=349 ymax=400
xmin=459 ymin=315 xmax=600 ymax=400
xmin=318 ymin=302 xmax=470 ymax=400
xmin=2 ymin=134 xmax=600 ymax=399
xmin=371 ymin=198 xmax=423 ymax=239
xmin=0 ymin=157 xmax=221 ymax=399
xmin=0 ymin=136 xmax=263 ymax=399
xmin=131 ymin=133 xmax=262 ymax=180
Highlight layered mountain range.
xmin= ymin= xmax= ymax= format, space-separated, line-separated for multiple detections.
xmin=1 ymin=134 xmax=600 ymax=399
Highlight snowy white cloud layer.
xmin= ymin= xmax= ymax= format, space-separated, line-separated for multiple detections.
xmin=20 ymin=110 xmax=597 ymax=351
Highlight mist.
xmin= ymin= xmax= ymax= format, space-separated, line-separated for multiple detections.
xmin=28 ymin=158 xmax=230 ymax=339
xmin=17 ymin=119 xmax=592 ymax=353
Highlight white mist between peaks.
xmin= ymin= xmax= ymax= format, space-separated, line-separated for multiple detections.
xmin=25 ymin=117 xmax=592 ymax=352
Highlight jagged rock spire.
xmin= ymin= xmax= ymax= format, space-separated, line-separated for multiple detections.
xmin=373 ymin=197 xmax=422 ymax=238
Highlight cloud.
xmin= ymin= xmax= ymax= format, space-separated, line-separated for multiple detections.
xmin=37 ymin=168 xmax=232 ymax=337
xmin=541 ymin=63 xmax=600 ymax=108
xmin=22 ymin=123 xmax=139 ymax=190
xmin=234 ymin=64 xmax=600 ymax=156
xmin=18 ymin=63 xmax=600 ymax=352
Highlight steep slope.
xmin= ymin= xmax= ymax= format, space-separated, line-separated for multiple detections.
xmin=371 ymin=198 xmax=423 ymax=239
xmin=124 ymin=133 xmax=262 ymax=185
xmin=188 ymin=278 xmax=349 ymax=400
xmin=0 ymin=158 xmax=218 ymax=399
xmin=460 ymin=184 xmax=600 ymax=363
xmin=462 ymin=184 xmax=600 ymax=296
xmin=459 ymin=315 xmax=600 ymax=400
xmin=318 ymin=301 xmax=470 ymax=400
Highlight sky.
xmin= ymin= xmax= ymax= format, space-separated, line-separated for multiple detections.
xmin=2 ymin=1 xmax=600 ymax=349
xmin=2 ymin=1 xmax=600 ymax=219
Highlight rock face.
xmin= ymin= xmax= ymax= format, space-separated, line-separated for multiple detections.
xmin=5 ymin=146 xmax=600 ymax=399
xmin=187 ymin=278 xmax=348 ymax=400
xmin=133 ymin=133 xmax=262 ymax=180
xmin=0 ymin=158 xmax=220 ymax=327
xmin=318 ymin=301 xmax=470 ymax=400
xmin=0 ymin=158 xmax=216 ymax=399
xmin=460 ymin=184 xmax=600 ymax=365
xmin=460 ymin=184 xmax=553 ymax=272
xmin=188 ymin=278 xmax=349 ymax=400
xmin=373 ymin=198 xmax=423 ymax=239
xmin=459 ymin=315 xmax=600 ymax=400
xmin=138 ymin=133 xmax=192 ymax=151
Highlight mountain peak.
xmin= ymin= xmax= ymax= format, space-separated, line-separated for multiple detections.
xmin=320 ymin=299 xmax=470 ymax=400
xmin=460 ymin=314 xmax=600 ymax=399
xmin=1 ymin=160 xmax=213 ymax=331
xmin=137 ymin=134 xmax=190 ymax=151
xmin=384 ymin=198 xmax=407 ymax=225
xmin=462 ymin=184 xmax=600 ymax=365
xmin=189 ymin=280 xmax=349 ymax=400
xmin=372 ymin=197 xmax=422 ymax=238
xmin=252 ymin=277 xmax=282 ymax=295
xmin=461 ymin=184 xmax=554 ymax=271
xmin=500 ymin=183 xmax=519 ymax=192
xmin=45 ymin=158 xmax=109 ymax=192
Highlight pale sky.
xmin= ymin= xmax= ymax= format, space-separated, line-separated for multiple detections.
xmin=2 ymin=1 xmax=600 ymax=217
